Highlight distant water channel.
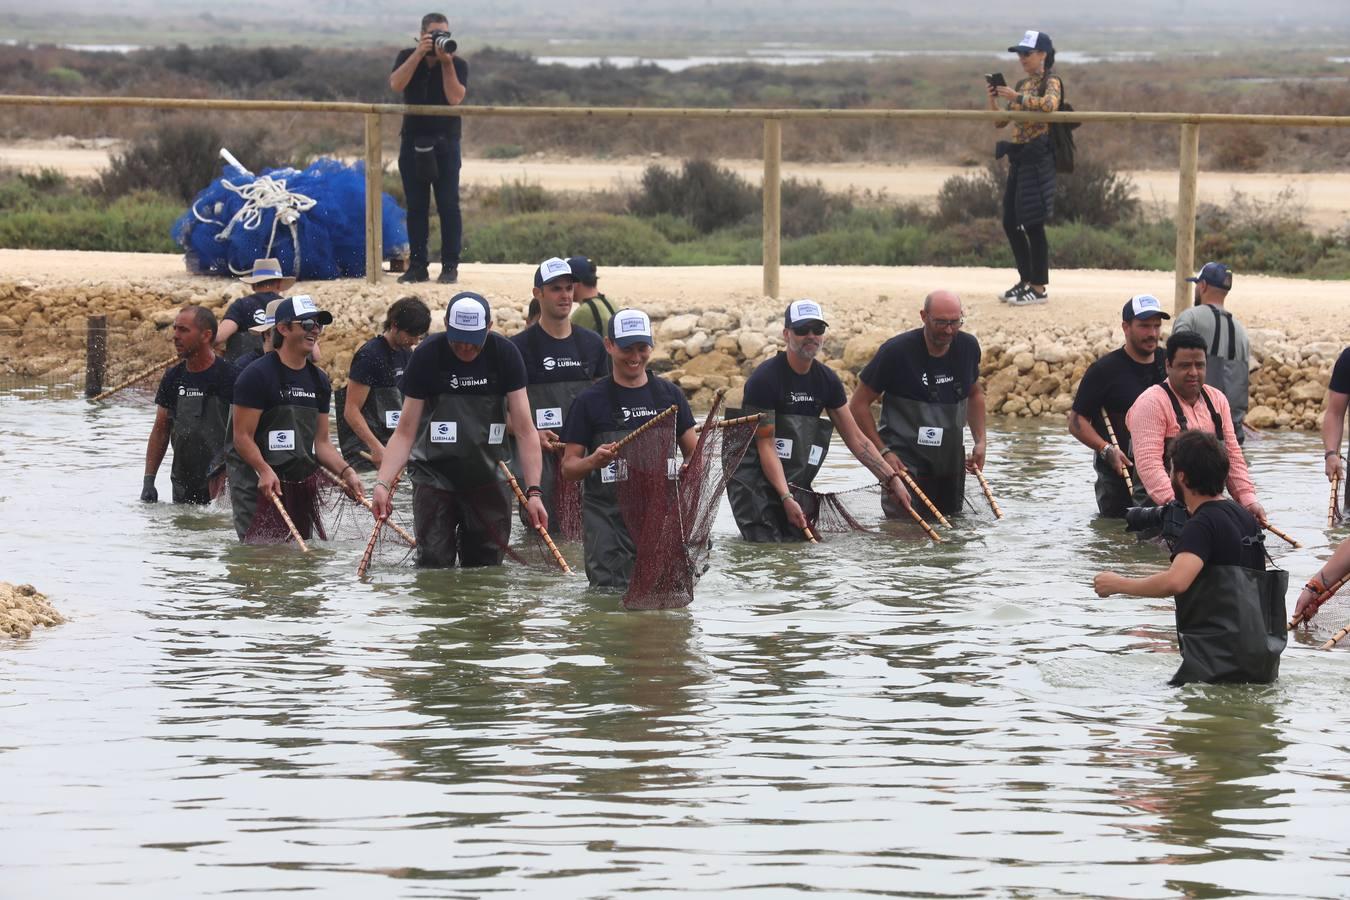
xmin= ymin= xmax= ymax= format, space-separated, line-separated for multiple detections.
xmin=6 ymin=384 xmax=1350 ymax=896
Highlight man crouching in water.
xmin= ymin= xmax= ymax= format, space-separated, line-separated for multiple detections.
xmin=1092 ymin=430 xmax=1286 ymax=685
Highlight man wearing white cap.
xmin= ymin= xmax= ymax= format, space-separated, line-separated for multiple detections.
xmin=509 ymin=258 xmax=608 ymax=534
xmin=560 ymin=307 xmax=697 ymax=587
xmin=216 ymin=258 xmax=295 ymax=364
xmin=727 ymin=299 xmax=911 ymax=541
xmin=373 ymin=292 xmax=547 ymax=567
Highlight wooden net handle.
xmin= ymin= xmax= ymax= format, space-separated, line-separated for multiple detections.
xmin=497 ymin=460 xmax=572 ymax=574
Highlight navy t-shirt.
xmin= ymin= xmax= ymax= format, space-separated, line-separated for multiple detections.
xmin=399 ymin=332 xmax=527 ymax=400
xmin=349 ymin=335 xmax=410 ymax=388
xmin=233 ymin=352 xmax=331 ymax=414
xmin=223 ymin=291 xmax=280 ymax=331
xmin=508 ymin=323 xmax=609 ymax=384
xmin=1331 ymin=348 xmax=1350 ymax=395
xmin=155 ymin=356 xmax=237 ymax=417
xmin=1071 ymin=347 xmax=1166 ymax=441
xmin=742 ymin=353 xmax=846 ymax=417
xmin=1173 ymin=499 xmax=1264 ymax=570
xmin=860 ymin=329 xmax=981 ymax=405
xmin=561 ymin=376 xmax=695 ymax=447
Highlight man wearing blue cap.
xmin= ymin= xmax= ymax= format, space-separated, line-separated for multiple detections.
xmin=1172 ymin=262 xmax=1250 ymax=444
xmin=727 ymin=299 xmax=911 ymax=541
xmin=373 ymin=292 xmax=547 ymax=567
xmin=1067 ymin=295 xmax=1169 ymax=517
xmin=228 ymin=295 xmax=362 ymax=540
xmin=215 ymin=258 xmax=296 ymax=364
xmin=567 ymin=255 xmax=616 ymax=336
xmin=560 ymin=308 xmax=698 ymax=587
xmin=510 ymin=258 xmax=608 ymax=534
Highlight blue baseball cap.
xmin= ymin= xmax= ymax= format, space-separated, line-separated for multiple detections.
xmin=607 ymin=308 xmax=653 ymax=349
xmin=1187 ymin=262 xmax=1233 ymax=291
xmin=445 ymin=292 xmax=492 ymax=346
xmin=567 ymin=255 xmax=598 ymax=287
xmin=273 ymin=294 xmax=332 ymax=326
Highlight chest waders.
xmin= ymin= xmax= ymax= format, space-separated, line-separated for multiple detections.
xmin=336 ymin=383 xmax=405 ymax=471
xmin=582 ymin=376 xmax=679 ymax=588
xmin=724 ymin=364 xmax=836 ymax=541
xmin=879 ymin=369 xmax=968 ymax=517
xmin=227 ymin=403 xmax=322 ymax=538
xmin=170 ymin=390 xmax=231 ymax=504
xmin=1170 ymin=546 xmax=1287 ymax=685
xmin=1151 ymin=384 xmax=1225 ymax=506
xmin=224 ymin=329 xmax=265 ymax=365
xmin=1095 ymin=409 xmax=1156 ymax=517
xmin=1204 ymin=306 xmax=1249 ymax=444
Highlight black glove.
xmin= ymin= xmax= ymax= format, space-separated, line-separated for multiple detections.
xmin=141 ymin=474 xmax=158 ymax=503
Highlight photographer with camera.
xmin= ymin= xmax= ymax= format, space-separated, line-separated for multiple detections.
xmin=1125 ymin=330 xmax=1267 ymax=527
xmin=390 ymin=13 xmax=468 ymax=286
xmin=1093 ymin=431 xmax=1286 ymax=685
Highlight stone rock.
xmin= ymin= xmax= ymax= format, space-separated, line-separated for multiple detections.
xmin=985 ymin=365 xmax=1020 ymax=398
xmin=698 ymin=311 xmax=735 ymax=332
xmin=1012 ymin=352 xmax=1035 ymax=373
xmin=1034 ymin=342 xmax=1069 ymax=364
xmin=678 ymin=375 xmax=705 ymax=391
xmin=1002 ymin=397 xmax=1027 ymax=415
xmin=682 ymin=350 xmax=739 ymax=378
xmin=703 ymin=374 xmax=731 ymax=391
xmin=739 ymin=331 xmax=768 ymax=359
xmin=656 ymin=314 xmax=699 ymax=341
xmin=1050 ymin=394 xmax=1074 ymax=414
xmin=1290 ymin=380 xmax=1325 ymax=403
xmin=1028 ymin=375 xmax=1062 ymax=397
xmin=713 ymin=334 xmax=740 ymax=354
xmin=1246 ymin=405 xmax=1278 ymax=428
xmin=150 ymin=308 xmax=178 ymax=327
xmin=843 ymin=330 xmax=891 ymax=370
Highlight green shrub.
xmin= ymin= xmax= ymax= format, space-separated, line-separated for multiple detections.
xmin=1046 ymin=221 xmax=1170 ymax=270
xmin=475 ymin=178 xmax=556 ymax=215
xmin=780 ymin=177 xmax=854 ymax=238
xmin=18 ymin=167 xmax=68 ymax=192
xmin=922 ymin=219 xmax=1014 ymax=268
xmin=0 ymin=191 xmax=179 ymax=252
xmin=465 ymin=211 xmax=672 ymax=265
xmin=1055 ymin=157 xmax=1139 ymax=227
xmin=99 ymin=123 xmax=275 ymax=203
xmin=483 ymin=144 xmax=526 ymax=159
xmin=935 ymin=166 xmax=1002 ymax=226
xmin=628 ymin=159 xmax=758 ymax=233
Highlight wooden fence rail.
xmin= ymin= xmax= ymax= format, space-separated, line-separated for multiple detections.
xmin=5 ymin=93 xmax=1349 ymax=311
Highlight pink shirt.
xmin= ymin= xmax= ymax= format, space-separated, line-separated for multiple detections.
xmin=1125 ymin=383 xmax=1257 ymax=507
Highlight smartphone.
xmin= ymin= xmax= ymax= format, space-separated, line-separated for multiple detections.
xmin=984 ymin=72 xmax=1007 ymax=88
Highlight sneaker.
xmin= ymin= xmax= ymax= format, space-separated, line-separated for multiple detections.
xmin=1009 ymin=285 xmax=1049 ymax=306
xmin=437 ymin=265 xmax=459 ymax=285
xmin=1001 ymin=281 xmax=1027 ymax=301
xmin=398 ymin=265 xmax=429 ymax=284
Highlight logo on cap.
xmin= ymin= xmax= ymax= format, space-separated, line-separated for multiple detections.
xmin=1135 ymin=295 xmax=1161 ymax=312
xmin=292 ymin=296 xmax=318 ymax=315
xmin=454 ymin=309 xmax=483 ymax=328
xmin=1019 ymin=30 xmax=1040 ymax=48
xmin=619 ymin=315 xmax=646 ymax=334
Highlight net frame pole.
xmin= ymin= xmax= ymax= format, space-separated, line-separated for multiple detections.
xmin=1173 ymin=123 xmax=1200 ymax=315
xmin=84 ymin=315 xmax=107 ymax=398
xmin=762 ymin=118 xmax=782 ymax=299
xmin=364 ymin=113 xmax=384 ymax=285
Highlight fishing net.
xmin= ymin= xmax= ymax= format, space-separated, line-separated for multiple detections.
xmin=548 ymin=449 xmax=584 ymax=542
xmin=617 ymin=397 xmax=758 ymax=610
xmin=789 ymin=482 xmax=887 ymax=535
xmin=173 ymin=157 xmax=410 ymax=281
xmin=241 ymin=474 xmax=328 ymax=544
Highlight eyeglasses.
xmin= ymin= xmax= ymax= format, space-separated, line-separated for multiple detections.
xmin=295 ymin=320 xmax=324 ymax=334
xmin=930 ymin=317 xmax=964 ymax=329
xmin=792 ymin=323 xmax=826 ymax=336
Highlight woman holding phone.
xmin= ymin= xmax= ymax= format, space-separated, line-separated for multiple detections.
xmin=986 ymin=30 xmax=1062 ymax=306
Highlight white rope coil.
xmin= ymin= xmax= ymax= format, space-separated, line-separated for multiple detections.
xmin=216 ymin=171 xmax=316 ymax=277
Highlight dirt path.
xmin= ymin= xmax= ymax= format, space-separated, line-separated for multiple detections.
xmin=3 ymin=143 xmax=1345 ymax=228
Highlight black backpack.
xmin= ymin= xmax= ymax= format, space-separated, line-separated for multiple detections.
xmin=1040 ymin=74 xmax=1079 ymax=174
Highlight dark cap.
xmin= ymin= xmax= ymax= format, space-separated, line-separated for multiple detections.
xmin=567 ymin=255 xmax=598 ymax=287
xmin=1122 ymin=294 xmax=1171 ymax=322
xmin=273 ymin=295 xmax=333 ymax=326
xmin=1186 ymin=261 xmax=1233 ymax=291
xmin=1009 ymin=30 xmax=1054 ymax=54
xmin=534 ymin=257 xmax=575 ymax=288
xmin=445 ymin=292 xmax=492 ymax=346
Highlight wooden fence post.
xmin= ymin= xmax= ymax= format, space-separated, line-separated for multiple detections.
xmin=84 ymin=315 xmax=107 ymax=398
xmin=364 ymin=113 xmax=384 ymax=285
xmin=1173 ymin=123 xmax=1200 ymax=315
xmin=762 ymin=118 xmax=782 ymax=299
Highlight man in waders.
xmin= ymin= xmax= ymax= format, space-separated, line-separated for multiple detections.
xmin=215 ymin=258 xmax=295 ymax=365
xmin=1321 ymin=346 xmax=1350 ymax=512
xmin=509 ymin=258 xmax=609 ymax=534
xmin=1093 ymin=430 xmax=1286 ymax=685
xmin=1172 ymin=262 xmax=1250 ymax=445
xmin=1067 ymin=295 xmax=1168 ymax=517
xmin=568 ymin=256 xmax=616 ymax=337
xmin=371 ymin=292 xmax=548 ymax=567
xmin=848 ymin=290 xmax=987 ymax=518
xmin=228 ymin=296 xmax=363 ymax=539
xmin=1126 ymin=331 xmax=1267 ymax=525
xmin=338 ymin=296 xmax=431 ymax=471
xmin=559 ymin=308 xmax=698 ymax=588
xmin=142 ymin=306 xmax=237 ymax=504
xmin=727 ymin=299 xmax=912 ymax=541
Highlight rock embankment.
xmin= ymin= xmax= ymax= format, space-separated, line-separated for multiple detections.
xmin=0 ymin=276 xmax=1341 ymax=430
xmin=1 ymin=583 xmax=64 ymax=638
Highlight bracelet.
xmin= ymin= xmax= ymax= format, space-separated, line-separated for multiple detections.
xmin=780 ymin=493 xmax=793 ymax=504
xmin=375 ymin=479 xmax=391 ymax=492
xmin=525 ymin=485 xmax=543 ymax=497
xmin=1327 ymin=450 xmax=1341 ymax=458
xmin=340 ymin=464 xmax=354 ymax=477
xmin=881 ymin=448 xmax=897 ymax=458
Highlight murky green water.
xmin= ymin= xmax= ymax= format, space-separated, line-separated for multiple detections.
xmin=6 ymin=387 xmax=1350 ymax=897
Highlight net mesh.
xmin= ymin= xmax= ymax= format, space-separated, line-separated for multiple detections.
xmin=790 ymin=482 xmax=887 ymax=535
xmin=241 ymin=474 xmax=328 ymax=545
xmin=547 ymin=448 xmax=583 ymax=543
xmin=618 ymin=396 xmax=758 ymax=610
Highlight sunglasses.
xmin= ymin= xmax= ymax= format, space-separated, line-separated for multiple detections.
xmin=294 ymin=320 xmax=324 ymax=334
xmin=792 ymin=323 xmax=826 ymax=336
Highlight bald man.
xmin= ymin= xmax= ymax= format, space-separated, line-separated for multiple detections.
xmin=848 ymin=291 xmax=987 ymax=517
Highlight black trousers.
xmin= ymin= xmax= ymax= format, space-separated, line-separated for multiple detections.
xmin=411 ymin=481 xmax=510 ymax=568
xmin=399 ymin=137 xmax=462 ymax=268
xmin=1002 ymin=168 xmax=1049 ymax=286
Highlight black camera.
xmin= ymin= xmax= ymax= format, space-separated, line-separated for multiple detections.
xmin=429 ymin=30 xmax=457 ymax=55
xmin=1124 ymin=500 xmax=1189 ymax=542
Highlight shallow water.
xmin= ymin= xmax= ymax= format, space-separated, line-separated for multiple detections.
xmin=6 ymin=387 xmax=1350 ymax=897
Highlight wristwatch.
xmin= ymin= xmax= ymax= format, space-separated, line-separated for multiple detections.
xmin=1097 ymin=445 xmax=1113 ymax=461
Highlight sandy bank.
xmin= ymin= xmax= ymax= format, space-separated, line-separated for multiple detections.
xmin=0 ymin=583 xmax=64 ymax=639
